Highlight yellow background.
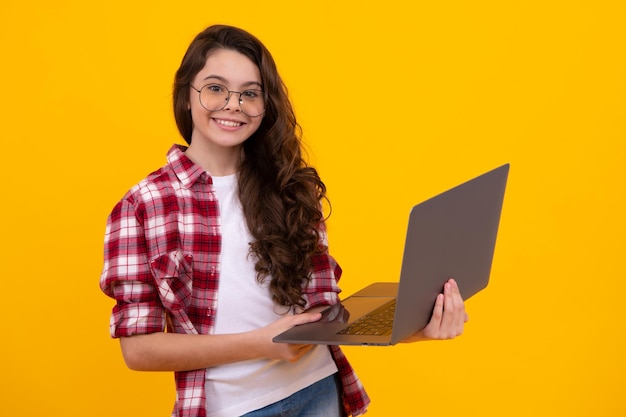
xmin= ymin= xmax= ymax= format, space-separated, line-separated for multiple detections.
xmin=1 ymin=1 xmax=624 ymax=416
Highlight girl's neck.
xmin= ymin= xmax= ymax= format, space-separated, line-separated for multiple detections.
xmin=185 ymin=142 xmax=242 ymax=177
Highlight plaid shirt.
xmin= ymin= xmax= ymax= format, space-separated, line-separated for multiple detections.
xmin=100 ymin=144 xmax=370 ymax=417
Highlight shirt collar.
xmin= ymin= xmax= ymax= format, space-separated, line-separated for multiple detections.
xmin=166 ymin=144 xmax=212 ymax=188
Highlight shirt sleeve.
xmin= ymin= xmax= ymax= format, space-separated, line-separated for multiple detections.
xmin=329 ymin=345 xmax=371 ymax=416
xmin=307 ymin=225 xmax=371 ymax=416
xmin=99 ymin=196 xmax=166 ymax=338
xmin=303 ymin=251 xmax=343 ymax=308
xmin=301 ymin=223 xmax=344 ymax=308
xmin=307 ymin=251 xmax=371 ymax=416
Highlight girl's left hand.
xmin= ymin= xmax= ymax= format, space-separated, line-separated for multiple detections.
xmin=401 ymin=278 xmax=469 ymax=343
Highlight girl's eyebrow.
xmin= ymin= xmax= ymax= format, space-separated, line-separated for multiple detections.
xmin=202 ymin=74 xmax=262 ymax=89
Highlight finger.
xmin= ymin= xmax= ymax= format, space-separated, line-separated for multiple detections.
xmin=449 ymin=280 xmax=466 ymax=333
xmin=429 ymin=293 xmax=444 ymax=330
xmin=299 ymin=343 xmax=314 ymax=353
xmin=290 ymin=343 xmax=313 ymax=362
xmin=440 ymin=281 xmax=456 ymax=333
xmin=291 ymin=343 xmax=311 ymax=352
xmin=292 ymin=312 xmax=322 ymax=326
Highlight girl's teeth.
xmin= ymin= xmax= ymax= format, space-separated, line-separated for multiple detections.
xmin=217 ymin=119 xmax=241 ymax=127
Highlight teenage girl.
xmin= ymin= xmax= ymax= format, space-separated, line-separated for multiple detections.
xmin=100 ymin=24 xmax=467 ymax=417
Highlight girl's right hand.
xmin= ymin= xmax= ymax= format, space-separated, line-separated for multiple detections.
xmin=255 ymin=312 xmax=322 ymax=362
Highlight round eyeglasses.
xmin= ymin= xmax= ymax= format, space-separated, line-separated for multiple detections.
xmin=190 ymin=83 xmax=265 ymax=117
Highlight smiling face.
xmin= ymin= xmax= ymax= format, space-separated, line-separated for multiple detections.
xmin=187 ymin=48 xmax=264 ymax=171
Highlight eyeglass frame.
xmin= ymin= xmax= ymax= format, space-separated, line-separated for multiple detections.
xmin=190 ymin=83 xmax=266 ymax=117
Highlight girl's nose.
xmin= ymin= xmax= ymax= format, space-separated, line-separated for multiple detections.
xmin=223 ymin=92 xmax=242 ymax=112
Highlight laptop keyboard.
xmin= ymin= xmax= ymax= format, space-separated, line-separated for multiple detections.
xmin=337 ymin=299 xmax=396 ymax=336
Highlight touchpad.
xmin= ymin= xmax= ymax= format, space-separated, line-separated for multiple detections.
xmin=341 ymin=296 xmax=395 ymax=323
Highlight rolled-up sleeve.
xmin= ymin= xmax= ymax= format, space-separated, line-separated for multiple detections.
xmin=303 ymin=251 xmax=343 ymax=309
xmin=305 ymin=230 xmax=371 ymax=416
xmin=100 ymin=196 xmax=166 ymax=338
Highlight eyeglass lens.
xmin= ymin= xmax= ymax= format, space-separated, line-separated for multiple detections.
xmin=199 ymin=83 xmax=264 ymax=117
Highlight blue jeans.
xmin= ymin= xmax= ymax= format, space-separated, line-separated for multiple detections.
xmin=241 ymin=373 xmax=342 ymax=417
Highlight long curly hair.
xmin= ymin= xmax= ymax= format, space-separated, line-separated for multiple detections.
xmin=172 ymin=25 xmax=328 ymax=309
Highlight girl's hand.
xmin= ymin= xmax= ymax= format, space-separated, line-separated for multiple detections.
xmin=256 ymin=312 xmax=323 ymax=362
xmin=401 ymin=278 xmax=469 ymax=343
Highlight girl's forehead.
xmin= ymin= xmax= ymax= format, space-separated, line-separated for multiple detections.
xmin=195 ymin=49 xmax=261 ymax=85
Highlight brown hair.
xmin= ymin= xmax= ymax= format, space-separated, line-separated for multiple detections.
xmin=173 ymin=25 xmax=328 ymax=308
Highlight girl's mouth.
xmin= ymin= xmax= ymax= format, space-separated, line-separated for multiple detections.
xmin=214 ymin=118 xmax=243 ymax=128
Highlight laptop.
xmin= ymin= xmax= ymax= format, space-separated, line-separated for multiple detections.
xmin=273 ymin=163 xmax=509 ymax=346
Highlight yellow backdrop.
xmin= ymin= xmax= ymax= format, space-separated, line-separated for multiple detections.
xmin=1 ymin=1 xmax=624 ymax=416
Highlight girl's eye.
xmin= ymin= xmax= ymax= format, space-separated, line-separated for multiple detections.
xmin=206 ymin=84 xmax=226 ymax=93
xmin=243 ymin=90 xmax=261 ymax=99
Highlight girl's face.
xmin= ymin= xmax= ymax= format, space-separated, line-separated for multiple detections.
xmin=189 ymin=48 xmax=264 ymax=153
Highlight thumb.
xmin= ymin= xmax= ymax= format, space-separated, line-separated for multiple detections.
xmin=292 ymin=312 xmax=322 ymax=326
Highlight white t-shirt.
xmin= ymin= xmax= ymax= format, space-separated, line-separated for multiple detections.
xmin=205 ymin=174 xmax=337 ymax=417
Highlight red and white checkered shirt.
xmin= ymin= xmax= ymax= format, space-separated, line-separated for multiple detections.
xmin=100 ymin=144 xmax=370 ymax=417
